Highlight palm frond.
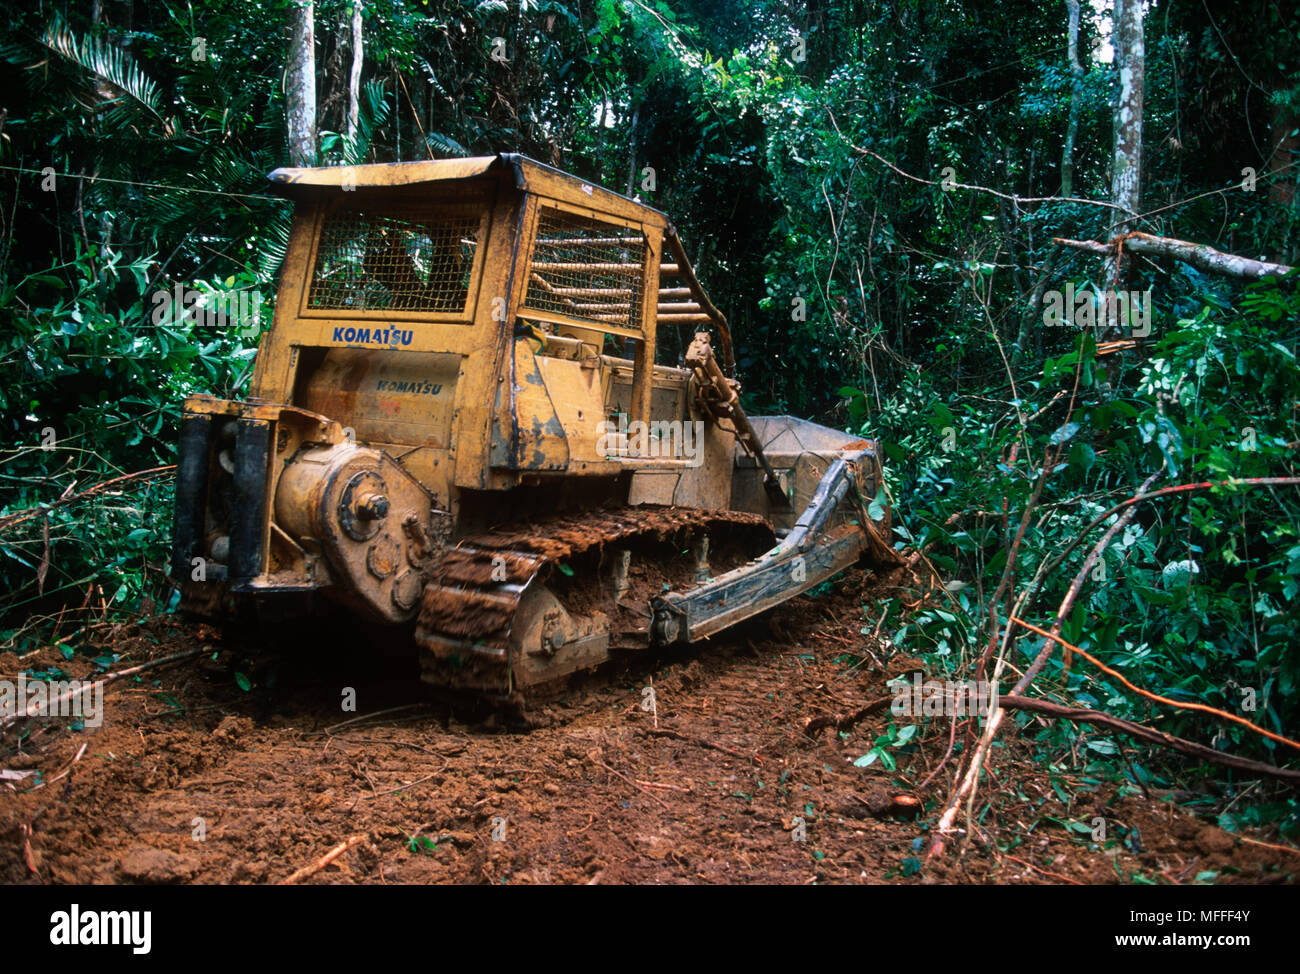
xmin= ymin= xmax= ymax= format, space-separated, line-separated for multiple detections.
xmin=325 ymin=80 xmax=392 ymax=165
xmin=41 ymin=16 xmax=163 ymax=122
xmin=427 ymin=132 xmax=471 ymax=158
xmin=350 ymin=80 xmax=392 ymax=163
xmin=254 ymin=211 xmax=293 ymax=283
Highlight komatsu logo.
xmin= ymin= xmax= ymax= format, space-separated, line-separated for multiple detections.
xmin=376 ymin=379 xmax=442 ymax=395
xmin=332 ymin=326 xmax=413 ymax=346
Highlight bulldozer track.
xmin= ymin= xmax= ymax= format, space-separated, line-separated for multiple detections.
xmin=415 ymin=505 xmax=775 ymax=702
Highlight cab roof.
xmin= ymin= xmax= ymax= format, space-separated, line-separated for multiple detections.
xmin=267 ymin=152 xmax=669 ymax=226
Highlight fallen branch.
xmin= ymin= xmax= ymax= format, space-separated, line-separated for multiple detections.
xmin=644 ymin=727 xmax=763 ymax=763
xmin=999 ymin=696 xmax=1300 ymax=784
xmin=801 ymin=696 xmax=894 ymax=737
xmin=279 ymin=834 xmax=368 ymax=885
xmin=0 ymin=646 xmax=208 ymax=729
xmin=930 ymin=705 xmax=1008 ymax=858
xmin=1053 ymin=231 xmax=1294 ymax=280
xmin=930 ymin=473 xmax=1300 ymax=859
xmin=30 ymin=741 xmax=88 ymax=791
xmin=0 ymin=465 xmax=176 ymax=534
xmin=1022 ymin=469 xmax=1161 ymax=682
xmin=1010 ymin=617 xmax=1300 ymax=753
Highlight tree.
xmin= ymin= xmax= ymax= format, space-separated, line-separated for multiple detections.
xmin=1111 ymin=0 xmax=1144 ymax=228
xmin=1061 ymin=0 xmax=1083 ymax=198
xmin=286 ymin=0 xmax=317 ymax=167
xmin=346 ymin=1 xmax=363 ymax=145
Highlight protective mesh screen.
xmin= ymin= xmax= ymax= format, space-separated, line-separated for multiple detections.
xmin=524 ymin=209 xmax=646 ymax=331
xmin=307 ymin=204 xmax=480 ymax=313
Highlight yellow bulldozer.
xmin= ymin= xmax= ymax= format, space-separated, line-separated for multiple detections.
xmin=172 ymin=154 xmax=898 ymax=705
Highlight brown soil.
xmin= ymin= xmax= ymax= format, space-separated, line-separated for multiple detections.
xmin=1 ymin=571 xmax=1295 ymax=885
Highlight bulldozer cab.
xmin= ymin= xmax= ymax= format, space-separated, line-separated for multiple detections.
xmin=249 ymin=153 xmax=735 ymax=513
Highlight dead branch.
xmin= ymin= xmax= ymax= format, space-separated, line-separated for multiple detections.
xmin=0 ymin=645 xmax=208 ymax=729
xmin=0 ymin=465 xmax=176 ymax=534
xmin=1010 ymin=616 xmax=1300 ymax=753
xmin=999 ymin=696 xmax=1300 ymax=784
xmin=1024 ymin=469 xmax=1161 ymax=681
xmin=801 ymin=696 xmax=894 ymax=737
xmin=644 ymin=727 xmax=763 ymax=763
xmin=1053 ymin=231 xmax=1294 ymax=280
xmin=1035 ymin=477 xmax=1300 ymax=607
xmin=279 ymin=834 xmax=369 ymax=884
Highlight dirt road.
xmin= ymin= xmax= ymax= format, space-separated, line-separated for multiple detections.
xmin=1 ymin=573 xmax=1292 ymax=884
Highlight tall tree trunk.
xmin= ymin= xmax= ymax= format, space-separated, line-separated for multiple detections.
xmin=1110 ymin=0 xmax=1144 ymax=227
xmin=1061 ymin=0 xmax=1083 ymax=198
xmin=625 ymin=100 xmax=641 ymax=197
xmin=346 ymin=0 xmax=363 ymax=144
xmin=1106 ymin=0 xmax=1144 ymax=293
xmin=286 ymin=1 xmax=317 ymax=167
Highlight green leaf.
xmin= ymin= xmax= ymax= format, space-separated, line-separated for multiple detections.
xmin=868 ymin=488 xmax=887 ymax=522
xmin=1068 ymin=442 xmax=1096 ymax=473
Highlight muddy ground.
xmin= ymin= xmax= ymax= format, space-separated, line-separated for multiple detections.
xmin=1 ymin=571 xmax=1295 ymax=885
